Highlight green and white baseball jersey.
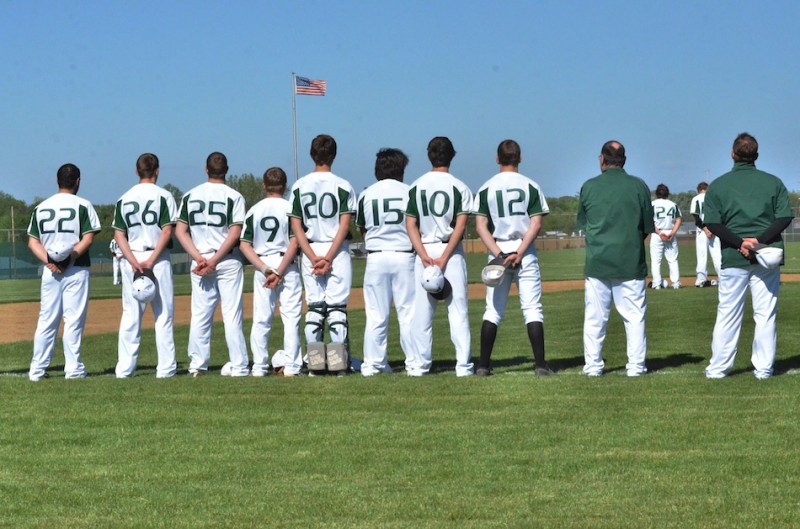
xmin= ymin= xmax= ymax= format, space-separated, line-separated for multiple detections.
xmin=241 ymin=197 xmax=293 ymax=255
xmin=177 ymin=182 xmax=245 ymax=253
xmin=577 ymin=168 xmax=654 ymax=280
xmin=289 ymin=171 xmax=356 ymax=242
xmin=356 ymin=179 xmax=412 ymax=251
xmin=405 ymin=171 xmax=473 ymax=243
xmin=704 ymin=162 xmax=793 ymax=269
xmin=690 ymin=193 xmax=706 ymax=222
xmin=651 ymin=198 xmax=681 ymax=232
xmin=474 ymin=172 xmax=549 ymax=239
xmin=112 ymin=183 xmax=177 ymax=251
xmin=27 ymin=192 xmax=101 ymax=267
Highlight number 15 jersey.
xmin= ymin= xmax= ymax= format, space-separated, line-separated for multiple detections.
xmin=473 ymin=172 xmax=549 ymax=241
xmin=356 ymin=179 xmax=411 ymax=251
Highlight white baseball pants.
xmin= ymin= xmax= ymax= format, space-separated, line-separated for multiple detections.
xmin=301 ymin=242 xmax=352 ymax=345
xmin=251 ymin=255 xmax=302 ymax=376
xmin=30 ymin=266 xmax=90 ymax=381
xmin=116 ymin=251 xmax=176 ymax=378
xmin=187 ymin=254 xmax=249 ymax=376
xmin=361 ymin=251 xmax=415 ymax=376
xmin=695 ymin=231 xmax=722 ymax=284
xmin=650 ymin=234 xmax=680 ymax=287
xmin=483 ymin=243 xmax=543 ymax=326
xmin=706 ymin=265 xmax=780 ymax=380
xmin=409 ymin=242 xmax=473 ymax=377
xmin=583 ymin=277 xmax=647 ymax=377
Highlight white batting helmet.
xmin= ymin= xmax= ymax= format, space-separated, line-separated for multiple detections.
xmin=132 ymin=269 xmax=157 ymax=304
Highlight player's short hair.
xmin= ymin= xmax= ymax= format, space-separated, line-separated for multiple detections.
xmin=206 ymin=152 xmax=229 ymax=178
xmin=375 ymin=148 xmax=409 ymax=182
xmin=56 ymin=163 xmax=80 ymax=190
xmin=497 ymin=139 xmax=521 ymax=166
xmin=600 ymin=140 xmax=626 ymax=168
xmin=697 ymin=182 xmax=708 ymax=192
xmin=732 ymin=132 xmax=758 ymax=164
xmin=655 ymin=183 xmax=669 ymax=199
xmin=136 ymin=153 xmax=159 ymax=179
xmin=263 ymin=167 xmax=288 ymax=195
xmin=427 ymin=136 xmax=456 ymax=168
xmin=310 ymin=134 xmax=337 ymax=166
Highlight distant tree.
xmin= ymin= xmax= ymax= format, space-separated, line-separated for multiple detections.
xmin=226 ymin=173 xmax=264 ymax=210
xmin=0 ymin=192 xmax=28 ymax=230
xmin=162 ymin=183 xmax=183 ymax=205
xmin=541 ymin=195 xmax=579 ymax=234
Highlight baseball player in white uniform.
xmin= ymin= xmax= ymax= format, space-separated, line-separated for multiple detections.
xmin=356 ymin=148 xmax=415 ymax=376
xmin=27 ymin=163 xmax=101 ymax=381
xmin=109 ymin=239 xmax=122 ymax=285
xmin=650 ymin=184 xmax=682 ymax=289
xmin=239 ymin=167 xmax=303 ymax=377
xmin=289 ymin=134 xmax=357 ymax=375
xmin=690 ymin=182 xmax=722 ymax=287
xmin=175 ymin=152 xmax=249 ymax=377
xmin=112 ymin=153 xmax=178 ymax=378
xmin=474 ymin=140 xmax=553 ymax=377
xmin=405 ymin=136 xmax=473 ymax=377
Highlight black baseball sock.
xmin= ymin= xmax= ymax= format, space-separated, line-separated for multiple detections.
xmin=527 ymin=321 xmax=546 ymax=367
xmin=479 ymin=320 xmax=498 ymax=369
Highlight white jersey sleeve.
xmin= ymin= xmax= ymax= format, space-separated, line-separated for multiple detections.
xmin=356 ymin=179 xmax=412 ymax=251
xmin=690 ymin=193 xmax=705 ymax=222
xmin=177 ymin=182 xmax=246 ymax=254
xmin=241 ymin=197 xmax=292 ymax=255
xmin=289 ymin=171 xmax=356 ymax=243
xmin=112 ymin=183 xmax=178 ymax=251
xmin=474 ymin=172 xmax=549 ymax=241
xmin=405 ymin=171 xmax=473 ymax=243
xmin=27 ymin=192 xmax=101 ymax=267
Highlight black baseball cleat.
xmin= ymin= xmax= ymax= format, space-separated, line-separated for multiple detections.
xmin=534 ymin=365 xmax=555 ymax=377
xmin=475 ymin=367 xmax=493 ymax=377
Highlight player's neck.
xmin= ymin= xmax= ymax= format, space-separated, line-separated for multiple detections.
xmin=266 ymin=192 xmax=283 ymax=198
xmin=207 ymin=176 xmax=226 ymax=184
xmin=57 ymin=188 xmax=77 ymax=195
xmin=431 ymin=166 xmax=450 ymax=173
xmin=138 ymin=177 xmax=157 ymax=185
xmin=315 ymin=164 xmax=332 ymax=172
xmin=499 ymin=165 xmax=518 ymax=173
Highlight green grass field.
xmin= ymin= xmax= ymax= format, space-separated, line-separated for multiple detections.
xmin=4 ymin=240 xmax=800 ymax=304
xmin=2 ymin=284 xmax=799 ymax=528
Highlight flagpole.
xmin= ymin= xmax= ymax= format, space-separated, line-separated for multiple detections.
xmin=291 ymin=72 xmax=299 ymax=182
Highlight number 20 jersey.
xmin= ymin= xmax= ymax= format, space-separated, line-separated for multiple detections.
xmin=289 ymin=171 xmax=356 ymax=243
xmin=112 ymin=183 xmax=178 ymax=251
xmin=473 ymin=172 xmax=549 ymax=241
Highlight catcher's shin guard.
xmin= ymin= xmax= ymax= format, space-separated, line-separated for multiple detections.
xmin=305 ymin=302 xmax=327 ymax=343
xmin=306 ymin=342 xmax=327 ymax=372
xmin=326 ymin=342 xmax=348 ymax=372
xmin=326 ymin=304 xmax=349 ymax=348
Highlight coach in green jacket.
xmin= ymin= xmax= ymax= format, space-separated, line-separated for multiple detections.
xmin=577 ymin=141 xmax=655 ymax=377
xmin=704 ymin=132 xmax=793 ymax=380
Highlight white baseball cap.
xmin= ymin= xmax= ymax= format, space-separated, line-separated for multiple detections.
xmin=481 ymin=256 xmax=508 ymax=288
xmin=754 ymin=245 xmax=783 ymax=270
xmin=132 ymin=269 xmax=157 ymax=303
xmin=421 ymin=265 xmax=452 ymax=300
xmin=47 ymin=241 xmax=73 ymax=263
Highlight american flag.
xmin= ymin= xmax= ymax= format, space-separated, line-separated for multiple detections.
xmin=295 ymin=76 xmax=327 ymax=96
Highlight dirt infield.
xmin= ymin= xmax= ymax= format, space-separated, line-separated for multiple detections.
xmin=0 ymin=280 xmax=585 ymax=345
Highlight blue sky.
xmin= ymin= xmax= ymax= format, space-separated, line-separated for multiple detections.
xmin=3 ymin=0 xmax=799 ymax=206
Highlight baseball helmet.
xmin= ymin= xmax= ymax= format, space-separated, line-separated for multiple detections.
xmin=421 ymin=265 xmax=452 ymax=301
xmin=754 ymin=244 xmax=783 ymax=270
xmin=132 ymin=269 xmax=157 ymax=303
xmin=481 ymin=256 xmax=508 ymax=288
xmin=47 ymin=241 xmax=73 ymax=265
